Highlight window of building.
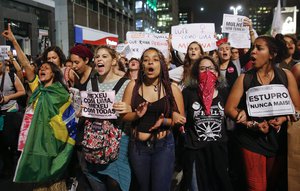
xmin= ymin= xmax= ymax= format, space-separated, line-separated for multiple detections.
xmin=109 ymin=8 xmax=115 ymax=19
xmin=136 ymin=19 xmax=143 ymax=30
xmin=135 ymin=1 xmax=143 ymax=13
xmin=75 ymin=0 xmax=87 ymax=7
xmin=88 ymin=0 xmax=98 ymax=11
xmin=99 ymin=3 xmax=107 ymax=15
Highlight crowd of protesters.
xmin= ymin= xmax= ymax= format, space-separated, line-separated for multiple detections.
xmin=0 ymin=16 xmax=299 ymax=191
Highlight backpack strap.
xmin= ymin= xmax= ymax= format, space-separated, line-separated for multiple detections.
xmin=91 ymin=73 xmax=99 ymax=92
xmin=274 ymin=67 xmax=288 ymax=88
xmin=243 ymin=69 xmax=255 ymax=92
xmin=113 ymin=77 xmax=128 ymax=95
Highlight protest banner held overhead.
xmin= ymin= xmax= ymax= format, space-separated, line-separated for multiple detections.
xmin=171 ymin=23 xmax=216 ymax=53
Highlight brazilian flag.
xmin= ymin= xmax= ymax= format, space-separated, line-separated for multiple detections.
xmin=14 ymin=82 xmax=77 ymax=183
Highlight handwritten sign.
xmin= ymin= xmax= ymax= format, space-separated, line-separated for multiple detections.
xmin=171 ymin=23 xmax=216 ymax=52
xmin=246 ymin=84 xmax=295 ymax=117
xmin=0 ymin=45 xmax=10 ymax=60
xmin=222 ymin=14 xmax=249 ymax=33
xmin=81 ymin=90 xmax=117 ymax=119
xmin=126 ymin=31 xmax=169 ymax=59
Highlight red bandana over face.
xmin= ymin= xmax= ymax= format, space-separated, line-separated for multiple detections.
xmin=198 ymin=70 xmax=217 ymax=115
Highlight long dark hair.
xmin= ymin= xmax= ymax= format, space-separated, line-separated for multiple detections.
xmin=182 ymin=41 xmax=204 ymax=85
xmin=42 ymin=46 xmax=66 ymax=67
xmin=132 ymin=47 xmax=178 ymax=117
xmin=39 ymin=61 xmax=68 ymax=90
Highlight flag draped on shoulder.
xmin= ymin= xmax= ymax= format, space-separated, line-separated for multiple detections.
xmin=14 ymin=82 xmax=77 ymax=183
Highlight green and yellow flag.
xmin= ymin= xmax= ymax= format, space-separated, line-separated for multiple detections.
xmin=14 ymin=82 xmax=77 ymax=183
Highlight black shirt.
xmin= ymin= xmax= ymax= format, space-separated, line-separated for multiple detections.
xmin=183 ymin=87 xmax=228 ymax=149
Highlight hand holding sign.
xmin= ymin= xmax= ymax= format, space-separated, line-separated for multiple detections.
xmin=113 ymin=101 xmax=132 ymax=114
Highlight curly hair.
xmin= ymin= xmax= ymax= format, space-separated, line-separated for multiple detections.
xmin=42 ymin=46 xmax=66 ymax=67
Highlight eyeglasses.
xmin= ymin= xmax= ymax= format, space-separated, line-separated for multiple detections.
xmin=199 ymin=66 xmax=216 ymax=72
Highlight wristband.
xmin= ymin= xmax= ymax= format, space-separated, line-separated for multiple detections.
xmin=163 ymin=118 xmax=168 ymax=126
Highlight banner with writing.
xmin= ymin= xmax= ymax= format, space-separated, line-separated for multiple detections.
xmin=222 ymin=14 xmax=249 ymax=33
xmin=81 ymin=90 xmax=117 ymax=119
xmin=171 ymin=23 xmax=216 ymax=53
xmin=246 ymin=84 xmax=295 ymax=117
xmin=126 ymin=31 xmax=169 ymax=59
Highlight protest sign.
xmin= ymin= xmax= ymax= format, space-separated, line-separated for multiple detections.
xmin=222 ymin=14 xmax=249 ymax=33
xmin=81 ymin=90 xmax=117 ymax=119
xmin=126 ymin=31 xmax=169 ymax=59
xmin=116 ymin=43 xmax=133 ymax=59
xmin=69 ymin=87 xmax=81 ymax=112
xmin=171 ymin=23 xmax=216 ymax=53
xmin=0 ymin=45 xmax=10 ymax=59
xmin=246 ymin=84 xmax=295 ymax=117
xmin=228 ymin=32 xmax=250 ymax=48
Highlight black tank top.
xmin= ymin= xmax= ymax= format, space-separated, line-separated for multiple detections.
xmin=235 ymin=70 xmax=288 ymax=157
xmin=74 ymin=70 xmax=93 ymax=91
xmin=133 ymin=94 xmax=168 ymax=133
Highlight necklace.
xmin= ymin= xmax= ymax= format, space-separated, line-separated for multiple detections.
xmin=153 ymin=84 xmax=158 ymax=92
xmin=257 ymin=71 xmax=273 ymax=85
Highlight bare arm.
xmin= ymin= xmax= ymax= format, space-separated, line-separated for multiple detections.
xmin=120 ymin=80 xmax=141 ymax=121
xmin=2 ymin=24 xmax=35 ymax=81
xmin=171 ymin=83 xmax=186 ymax=126
xmin=225 ymin=74 xmax=247 ymax=124
xmin=0 ymin=75 xmax=25 ymax=104
xmin=284 ymin=69 xmax=300 ymax=111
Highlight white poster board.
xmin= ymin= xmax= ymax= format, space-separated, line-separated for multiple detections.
xmin=126 ymin=32 xmax=169 ymax=59
xmin=80 ymin=90 xmax=117 ymax=119
xmin=0 ymin=45 xmax=10 ymax=60
xmin=222 ymin=14 xmax=249 ymax=33
xmin=171 ymin=23 xmax=216 ymax=53
xmin=246 ymin=84 xmax=295 ymax=117
xmin=228 ymin=32 xmax=251 ymax=48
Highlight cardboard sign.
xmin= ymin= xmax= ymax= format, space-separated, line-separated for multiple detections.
xmin=116 ymin=43 xmax=133 ymax=59
xmin=171 ymin=23 xmax=216 ymax=53
xmin=246 ymin=84 xmax=295 ymax=117
xmin=222 ymin=14 xmax=249 ymax=33
xmin=81 ymin=90 xmax=117 ymax=119
xmin=0 ymin=45 xmax=10 ymax=60
xmin=126 ymin=31 xmax=169 ymax=59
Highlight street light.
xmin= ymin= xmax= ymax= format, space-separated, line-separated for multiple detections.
xmin=230 ymin=5 xmax=242 ymax=15
xmin=200 ymin=7 xmax=204 ymax=12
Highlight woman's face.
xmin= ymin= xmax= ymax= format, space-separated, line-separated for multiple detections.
xmin=70 ymin=54 xmax=88 ymax=75
xmin=94 ymin=48 xmax=116 ymax=76
xmin=188 ymin=43 xmax=202 ymax=61
xmin=39 ymin=63 xmax=54 ymax=84
xmin=284 ymin=36 xmax=295 ymax=56
xmin=142 ymin=49 xmax=161 ymax=79
xmin=129 ymin=59 xmax=140 ymax=70
xmin=199 ymin=59 xmax=218 ymax=77
xmin=218 ymin=43 xmax=231 ymax=62
xmin=47 ymin=51 xmax=61 ymax=67
xmin=251 ymin=38 xmax=272 ymax=68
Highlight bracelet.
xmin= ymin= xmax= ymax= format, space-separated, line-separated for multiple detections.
xmin=163 ymin=118 xmax=168 ymax=126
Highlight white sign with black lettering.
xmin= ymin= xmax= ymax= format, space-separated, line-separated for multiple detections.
xmin=80 ymin=90 xmax=117 ymax=119
xmin=246 ymin=84 xmax=295 ymax=117
xmin=222 ymin=14 xmax=249 ymax=33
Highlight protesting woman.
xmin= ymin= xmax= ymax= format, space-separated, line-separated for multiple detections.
xmin=122 ymin=47 xmax=185 ymax=191
xmin=182 ymin=56 xmax=232 ymax=191
xmin=81 ymin=45 xmax=131 ymax=191
xmin=225 ymin=35 xmax=300 ymax=191
xmin=2 ymin=24 xmax=76 ymax=190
